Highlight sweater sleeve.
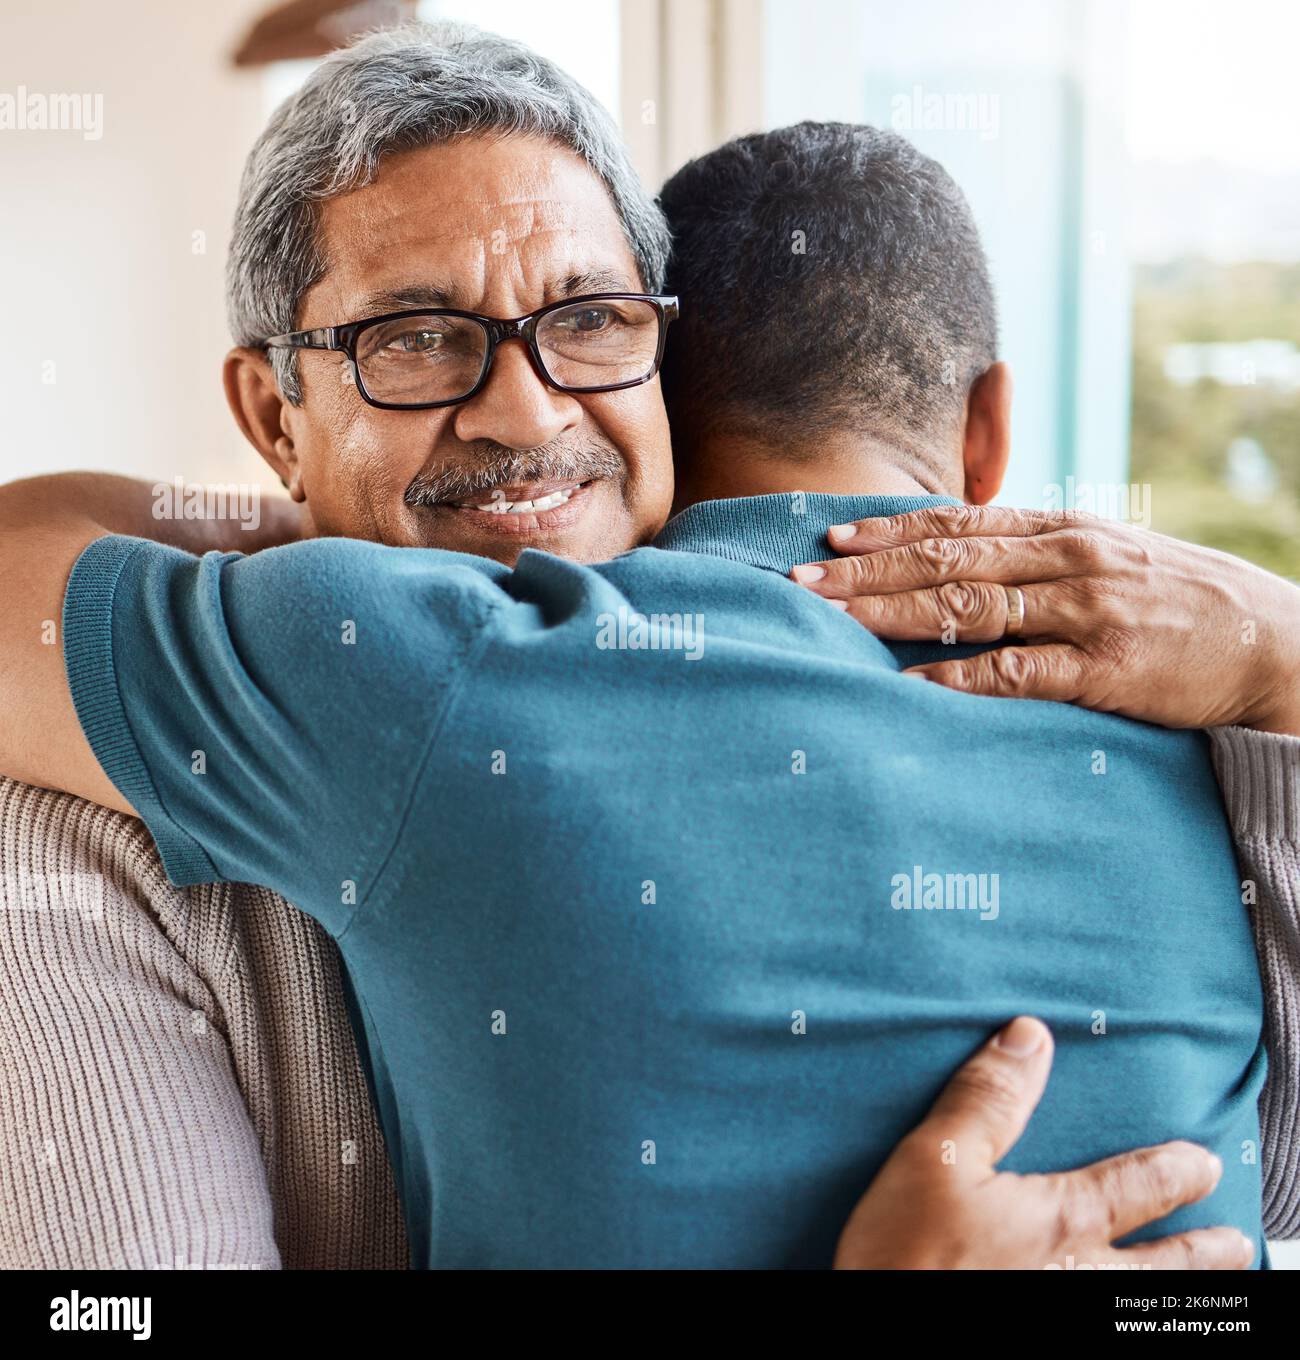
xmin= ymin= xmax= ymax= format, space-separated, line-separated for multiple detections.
xmin=0 ymin=776 xmax=280 ymax=1269
xmin=1207 ymin=726 xmax=1300 ymax=1240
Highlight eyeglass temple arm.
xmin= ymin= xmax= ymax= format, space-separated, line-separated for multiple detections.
xmin=263 ymin=326 xmax=337 ymax=351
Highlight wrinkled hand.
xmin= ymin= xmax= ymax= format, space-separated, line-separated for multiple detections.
xmin=834 ymin=1017 xmax=1253 ymax=1270
xmin=792 ymin=505 xmax=1300 ymax=735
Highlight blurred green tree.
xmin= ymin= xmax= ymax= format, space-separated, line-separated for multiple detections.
xmin=1130 ymin=261 xmax=1300 ymax=578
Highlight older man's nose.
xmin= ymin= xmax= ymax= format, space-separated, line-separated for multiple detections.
xmin=451 ymin=340 xmax=580 ymax=450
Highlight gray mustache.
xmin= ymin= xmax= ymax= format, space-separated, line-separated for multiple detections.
xmin=404 ymin=443 xmax=625 ymax=506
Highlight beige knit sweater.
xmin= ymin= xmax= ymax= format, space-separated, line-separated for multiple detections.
xmin=0 ymin=776 xmax=407 ymax=1269
xmin=0 ymin=727 xmax=1295 ymax=1266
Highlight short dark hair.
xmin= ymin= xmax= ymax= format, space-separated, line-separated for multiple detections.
xmin=658 ymin=122 xmax=997 ymax=468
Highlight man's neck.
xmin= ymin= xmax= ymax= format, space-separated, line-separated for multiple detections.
xmin=672 ymin=429 xmax=957 ymax=513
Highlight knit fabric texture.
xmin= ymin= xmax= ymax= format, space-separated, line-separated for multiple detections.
xmin=0 ymin=774 xmax=407 ymax=1269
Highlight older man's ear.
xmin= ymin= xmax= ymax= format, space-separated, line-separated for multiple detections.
xmin=223 ymin=347 xmax=306 ymax=502
xmin=961 ymin=360 xmax=1012 ymax=506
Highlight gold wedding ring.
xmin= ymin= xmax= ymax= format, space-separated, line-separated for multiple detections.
xmin=1003 ymin=585 xmax=1026 ymax=639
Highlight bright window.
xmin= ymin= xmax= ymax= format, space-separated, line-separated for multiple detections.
xmin=1125 ymin=0 xmax=1300 ymax=576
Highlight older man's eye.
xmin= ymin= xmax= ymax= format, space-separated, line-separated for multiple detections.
xmin=389 ymin=329 xmax=445 ymax=353
xmin=555 ymin=306 xmax=615 ymax=334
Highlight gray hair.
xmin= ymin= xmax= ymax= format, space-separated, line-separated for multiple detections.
xmin=226 ymin=20 xmax=670 ymax=403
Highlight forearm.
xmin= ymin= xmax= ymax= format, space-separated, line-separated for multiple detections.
xmin=0 ymin=473 xmax=298 ymax=803
xmin=1209 ymin=726 xmax=1300 ymax=1238
xmin=0 ymin=471 xmax=301 ymax=554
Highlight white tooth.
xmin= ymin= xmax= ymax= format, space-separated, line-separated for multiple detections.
xmin=463 ymin=486 xmax=576 ymax=513
xmin=524 ymin=491 xmax=563 ymax=512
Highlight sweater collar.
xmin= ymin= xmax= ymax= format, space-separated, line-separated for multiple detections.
xmin=652 ymin=492 xmax=964 ymax=574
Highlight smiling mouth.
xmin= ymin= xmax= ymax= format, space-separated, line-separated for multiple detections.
xmin=419 ymin=477 xmax=602 ymax=535
xmin=450 ymin=478 xmax=591 ymax=514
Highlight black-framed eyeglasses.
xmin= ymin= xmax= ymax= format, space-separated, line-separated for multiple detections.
xmin=263 ymin=292 xmax=679 ymax=411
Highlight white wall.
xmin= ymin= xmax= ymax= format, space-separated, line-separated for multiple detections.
xmin=0 ymin=0 xmax=280 ymax=491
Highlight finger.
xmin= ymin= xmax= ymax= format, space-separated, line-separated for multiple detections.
xmin=1061 ymin=1139 xmax=1225 ymax=1242
xmin=841 ymin=580 xmax=1043 ymax=644
xmin=906 ymin=645 xmax=1091 ymax=704
xmin=824 ymin=504 xmax=1096 ymax=553
xmin=1111 ymin=1227 xmax=1254 ymax=1271
xmin=792 ymin=532 xmax=1090 ymax=597
xmin=917 ymin=1017 xmax=1054 ymax=1169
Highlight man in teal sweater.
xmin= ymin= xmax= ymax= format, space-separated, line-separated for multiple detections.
xmin=0 ymin=26 xmax=1279 ymax=1267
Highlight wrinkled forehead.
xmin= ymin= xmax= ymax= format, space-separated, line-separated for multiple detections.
xmin=306 ymin=133 xmax=643 ymax=322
